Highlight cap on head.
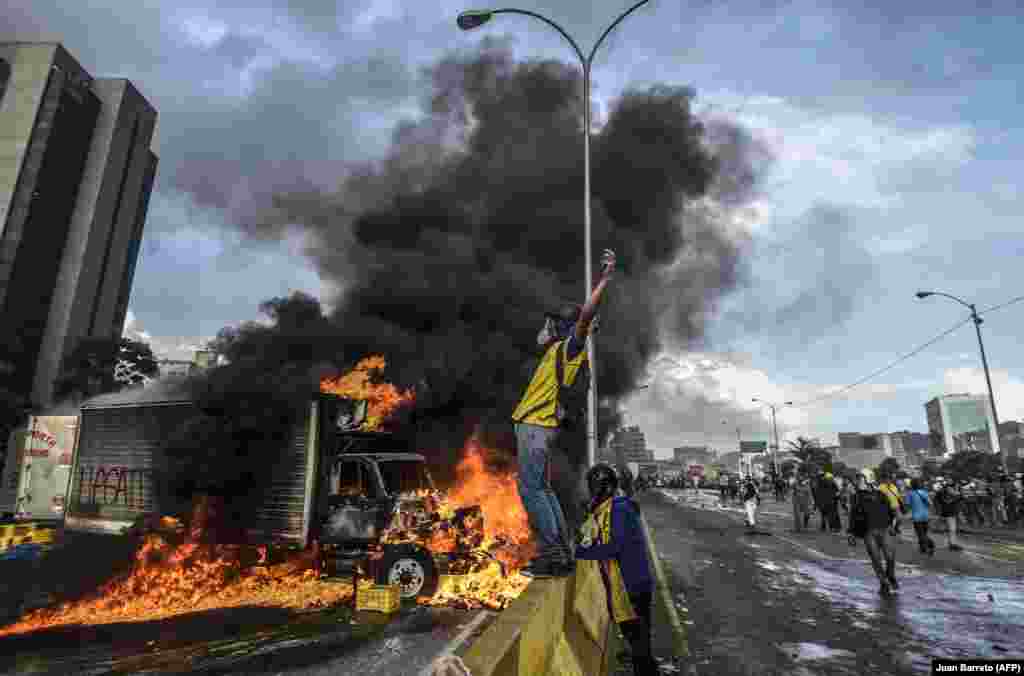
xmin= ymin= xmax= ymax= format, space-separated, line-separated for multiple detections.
xmin=587 ymin=463 xmax=619 ymax=502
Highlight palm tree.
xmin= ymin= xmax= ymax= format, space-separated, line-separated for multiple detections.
xmin=786 ymin=437 xmax=830 ymax=474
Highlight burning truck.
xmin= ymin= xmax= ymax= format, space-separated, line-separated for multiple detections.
xmin=53 ymin=356 xmax=531 ymax=620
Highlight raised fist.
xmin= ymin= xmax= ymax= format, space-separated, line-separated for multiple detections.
xmin=600 ymin=248 xmax=616 ymax=277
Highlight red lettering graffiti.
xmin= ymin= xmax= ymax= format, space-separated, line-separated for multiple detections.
xmin=29 ymin=430 xmax=57 ymax=449
xmin=75 ymin=465 xmax=153 ymax=510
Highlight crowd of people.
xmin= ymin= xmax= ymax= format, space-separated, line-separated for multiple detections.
xmin=765 ymin=466 xmax=1023 ymax=596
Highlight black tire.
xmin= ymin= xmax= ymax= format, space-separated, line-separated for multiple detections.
xmin=376 ymin=544 xmax=439 ymax=600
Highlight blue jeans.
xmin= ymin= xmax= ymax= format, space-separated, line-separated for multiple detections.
xmin=515 ymin=422 xmax=570 ymax=562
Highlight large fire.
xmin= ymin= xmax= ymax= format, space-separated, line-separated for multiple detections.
xmin=319 ymin=355 xmax=415 ymax=429
xmin=381 ymin=439 xmax=535 ymax=611
xmin=0 ymin=359 xmax=537 ymax=636
xmin=0 ymin=519 xmax=353 ymax=638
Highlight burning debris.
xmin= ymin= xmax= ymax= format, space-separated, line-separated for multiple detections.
xmin=376 ymin=439 xmax=535 ymax=611
xmin=0 ymin=519 xmax=353 ymax=638
xmin=320 ymin=355 xmax=416 ymax=430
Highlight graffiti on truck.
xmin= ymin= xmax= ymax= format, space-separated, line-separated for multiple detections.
xmin=75 ymin=465 xmax=154 ymax=510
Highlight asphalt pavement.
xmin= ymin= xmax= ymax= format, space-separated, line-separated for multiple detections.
xmin=638 ymin=488 xmax=1024 ymax=676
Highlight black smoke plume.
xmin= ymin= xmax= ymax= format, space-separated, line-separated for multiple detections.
xmin=177 ymin=39 xmax=764 ymax=523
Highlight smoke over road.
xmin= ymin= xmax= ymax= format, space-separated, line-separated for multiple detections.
xmin=184 ymin=38 xmax=767 ymax=502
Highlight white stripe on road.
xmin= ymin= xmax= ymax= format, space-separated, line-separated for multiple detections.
xmin=894 ymin=531 xmax=1010 ymax=564
xmin=770 ymin=532 xmax=839 ymax=561
xmin=416 ymin=610 xmax=494 ymax=676
xmin=639 ymin=512 xmax=690 ymax=659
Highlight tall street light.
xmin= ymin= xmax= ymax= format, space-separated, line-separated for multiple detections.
xmin=752 ymin=398 xmax=792 ymax=476
xmin=722 ymin=420 xmax=741 ymax=475
xmin=458 ymin=1 xmax=655 ymax=469
xmin=916 ymin=290 xmax=1007 ymax=474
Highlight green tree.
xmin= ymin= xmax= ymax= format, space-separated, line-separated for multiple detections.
xmin=786 ymin=437 xmax=831 ymax=474
xmin=876 ymin=457 xmax=901 ymax=481
xmin=940 ymin=451 xmax=1002 ymax=482
xmin=921 ymin=460 xmax=943 ymax=482
xmin=115 ymin=338 xmax=160 ymax=385
xmin=54 ymin=337 xmax=160 ymax=401
xmin=779 ymin=458 xmax=799 ymax=479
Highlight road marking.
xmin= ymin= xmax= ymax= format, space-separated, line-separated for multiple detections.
xmin=639 ymin=512 xmax=690 ymax=659
xmin=895 ymin=532 xmax=1012 ymax=564
xmin=771 ymin=532 xmax=838 ymax=561
xmin=417 ymin=610 xmax=494 ymax=676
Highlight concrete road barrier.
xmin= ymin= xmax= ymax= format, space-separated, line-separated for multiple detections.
xmin=456 ymin=559 xmax=612 ymax=676
xmin=453 ymin=503 xmax=688 ymax=675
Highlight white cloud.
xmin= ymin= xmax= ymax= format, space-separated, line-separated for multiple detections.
xmin=122 ymin=309 xmax=151 ymax=343
xmin=175 ymin=14 xmax=229 ymax=48
xmin=942 ymin=367 xmax=1024 ymax=423
xmin=698 ymin=92 xmax=977 ymax=220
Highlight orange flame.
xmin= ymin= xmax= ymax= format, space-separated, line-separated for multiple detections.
xmin=445 ymin=438 xmax=535 ymax=570
xmin=0 ymin=531 xmax=352 ymax=637
xmin=379 ymin=437 xmax=536 ymax=610
xmin=319 ymin=355 xmax=415 ymax=430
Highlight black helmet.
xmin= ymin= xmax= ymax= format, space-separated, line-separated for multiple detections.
xmin=586 ymin=463 xmax=619 ymax=504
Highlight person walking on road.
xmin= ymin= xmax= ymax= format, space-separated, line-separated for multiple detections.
xmin=792 ymin=473 xmax=814 ymax=532
xmin=511 ymin=249 xmax=617 ymax=579
xmin=576 ymin=464 xmax=658 ymax=676
xmin=742 ymin=476 xmax=761 ymax=529
xmin=991 ymin=475 xmax=1008 ymax=526
xmin=905 ymin=478 xmax=936 ymax=556
xmin=848 ymin=469 xmax=900 ymax=597
xmin=935 ymin=480 xmax=964 ymax=551
xmin=815 ymin=472 xmax=840 ymax=533
xmin=878 ymin=474 xmax=905 ymax=535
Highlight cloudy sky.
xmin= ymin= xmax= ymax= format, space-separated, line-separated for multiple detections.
xmin=5 ymin=0 xmax=1023 ymax=457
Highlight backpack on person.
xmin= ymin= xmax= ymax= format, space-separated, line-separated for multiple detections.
xmin=554 ymin=338 xmax=590 ymax=429
xmin=848 ymin=493 xmax=871 ymax=538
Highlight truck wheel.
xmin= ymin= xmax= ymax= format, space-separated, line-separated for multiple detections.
xmin=377 ymin=544 xmax=438 ymax=600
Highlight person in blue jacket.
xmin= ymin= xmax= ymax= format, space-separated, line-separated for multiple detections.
xmin=905 ymin=477 xmax=936 ymax=555
xmin=576 ymin=463 xmax=658 ymax=676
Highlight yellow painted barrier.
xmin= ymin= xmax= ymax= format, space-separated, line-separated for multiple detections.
xmin=455 ymin=504 xmax=684 ymax=675
xmin=458 ymin=564 xmax=613 ymax=676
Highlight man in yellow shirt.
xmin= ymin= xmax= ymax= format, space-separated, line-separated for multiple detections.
xmin=878 ymin=473 xmax=905 ymax=534
xmin=511 ymin=249 xmax=616 ymax=578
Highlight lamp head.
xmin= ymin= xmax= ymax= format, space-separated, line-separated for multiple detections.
xmin=915 ymin=291 xmax=933 ymax=299
xmin=457 ymin=10 xmax=493 ymax=30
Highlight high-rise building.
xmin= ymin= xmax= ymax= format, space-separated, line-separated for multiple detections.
xmin=998 ymin=421 xmax=1023 ymax=460
xmin=673 ymin=446 xmax=714 ymax=466
xmin=611 ymin=425 xmax=651 ymax=464
xmin=889 ymin=430 xmax=930 ymax=463
xmin=925 ymin=394 xmax=1000 ymax=459
xmin=0 ymin=43 xmax=158 ymax=408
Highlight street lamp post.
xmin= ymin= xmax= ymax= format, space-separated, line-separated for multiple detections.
xmin=916 ymin=290 xmax=1007 ymax=474
xmin=458 ymin=2 xmax=654 ymax=469
xmin=752 ymin=398 xmax=793 ymax=477
xmin=722 ymin=420 xmax=741 ymax=475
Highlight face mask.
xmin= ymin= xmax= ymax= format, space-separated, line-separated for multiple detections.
xmin=536 ymin=319 xmax=554 ymax=346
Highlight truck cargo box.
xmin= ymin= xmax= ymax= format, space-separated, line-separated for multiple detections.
xmin=64 ymin=389 xmax=332 ymax=547
xmin=0 ymin=416 xmax=78 ymax=522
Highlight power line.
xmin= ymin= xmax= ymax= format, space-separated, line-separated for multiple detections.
xmin=780 ymin=291 xmax=1022 ymax=409
xmin=790 ymin=316 xmax=972 ymax=409
xmin=978 ymin=294 xmax=1024 ymax=315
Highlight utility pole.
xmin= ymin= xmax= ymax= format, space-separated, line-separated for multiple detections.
xmin=916 ymin=291 xmax=1007 ymax=474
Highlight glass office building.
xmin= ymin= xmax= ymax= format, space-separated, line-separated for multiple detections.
xmin=925 ymin=394 xmax=1000 ymax=458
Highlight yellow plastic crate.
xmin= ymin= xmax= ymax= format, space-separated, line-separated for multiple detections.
xmin=355 ymin=583 xmax=400 ymax=614
xmin=0 ymin=524 xmax=34 ymax=538
xmin=438 ymin=574 xmax=469 ymax=595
